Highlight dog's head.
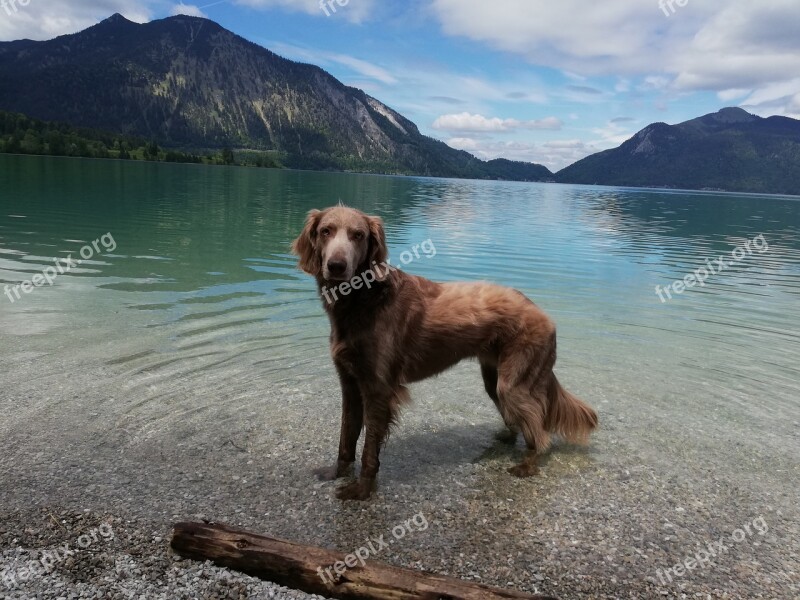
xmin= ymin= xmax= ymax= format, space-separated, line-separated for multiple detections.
xmin=291 ymin=206 xmax=388 ymax=282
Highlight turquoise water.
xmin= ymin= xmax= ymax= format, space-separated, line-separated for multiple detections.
xmin=1 ymin=154 xmax=799 ymax=596
xmin=2 ymin=155 xmax=798 ymax=411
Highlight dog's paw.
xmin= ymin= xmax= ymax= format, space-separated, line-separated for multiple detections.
xmin=494 ymin=429 xmax=518 ymax=444
xmin=507 ymin=463 xmax=539 ymax=478
xmin=336 ymin=479 xmax=374 ymax=501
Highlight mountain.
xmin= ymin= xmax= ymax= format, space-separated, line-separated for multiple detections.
xmin=556 ymin=107 xmax=800 ymax=195
xmin=0 ymin=14 xmax=552 ymax=181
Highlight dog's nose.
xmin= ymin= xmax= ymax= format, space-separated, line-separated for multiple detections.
xmin=327 ymin=259 xmax=347 ymax=276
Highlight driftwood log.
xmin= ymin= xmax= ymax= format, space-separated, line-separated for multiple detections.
xmin=171 ymin=522 xmax=558 ymax=600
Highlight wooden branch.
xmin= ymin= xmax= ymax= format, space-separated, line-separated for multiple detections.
xmin=171 ymin=521 xmax=558 ymax=600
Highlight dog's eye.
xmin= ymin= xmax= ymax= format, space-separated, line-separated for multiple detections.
xmin=353 ymin=231 xmax=365 ymax=241
xmin=320 ymin=228 xmax=331 ymax=237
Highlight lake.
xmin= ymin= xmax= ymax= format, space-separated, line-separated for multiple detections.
xmin=1 ymin=154 xmax=798 ymax=597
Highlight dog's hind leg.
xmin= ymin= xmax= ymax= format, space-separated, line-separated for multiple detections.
xmin=481 ymin=362 xmax=518 ymax=444
xmin=496 ymin=341 xmax=555 ymax=477
xmin=499 ymin=384 xmax=550 ymax=477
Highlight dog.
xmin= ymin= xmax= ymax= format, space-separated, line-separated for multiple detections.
xmin=292 ymin=206 xmax=598 ymax=500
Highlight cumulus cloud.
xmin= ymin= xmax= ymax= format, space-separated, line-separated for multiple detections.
xmin=444 ymin=118 xmax=640 ymax=171
xmin=430 ymin=0 xmax=800 ymax=116
xmin=433 ymin=112 xmax=562 ymax=132
xmin=431 ymin=0 xmax=663 ymax=74
xmin=171 ymin=4 xmax=207 ymax=18
xmin=591 ymin=121 xmax=637 ymax=147
xmin=442 ymin=116 xmax=640 ymax=171
xmin=444 ymin=137 xmax=596 ymax=172
xmin=741 ymin=78 xmax=800 ymax=119
xmin=672 ymin=1 xmax=800 ymax=91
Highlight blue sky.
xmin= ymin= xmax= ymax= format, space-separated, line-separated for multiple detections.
xmin=2 ymin=0 xmax=799 ymax=171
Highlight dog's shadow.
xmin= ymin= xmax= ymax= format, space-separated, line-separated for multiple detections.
xmin=372 ymin=421 xmax=594 ymax=484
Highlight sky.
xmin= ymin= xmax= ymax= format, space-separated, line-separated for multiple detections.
xmin=1 ymin=0 xmax=799 ymax=171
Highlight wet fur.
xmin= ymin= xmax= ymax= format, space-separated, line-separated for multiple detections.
xmin=292 ymin=206 xmax=598 ymax=500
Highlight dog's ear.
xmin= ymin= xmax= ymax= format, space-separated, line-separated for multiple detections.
xmin=291 ymin=209 xmax=322 ymax=275
xmin=367 ymin=215 xmax=389 ymax=279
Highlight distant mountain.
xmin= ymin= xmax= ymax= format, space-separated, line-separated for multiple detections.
xmin=556 ymin=108 xmax=800 ymax=195
xmin=483 ymin=158 xmax=553 ymax=182
xmin=0 ymin=14 xmax=552 ymax=181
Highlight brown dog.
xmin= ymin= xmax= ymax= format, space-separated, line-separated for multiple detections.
xmin=292 ymin=206 xmax=598 ymax=500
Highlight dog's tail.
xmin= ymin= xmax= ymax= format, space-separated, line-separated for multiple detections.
xmin=544 ymin=374 xmax=598 ymax=444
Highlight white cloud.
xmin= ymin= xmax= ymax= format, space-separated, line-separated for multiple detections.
xmin=641 ymin=76 xmax=671 ymax=92
xmin=329 ymin=53 xmax=397 ymax=85
xmin=171 ymin=4 xmax=208 ymax=18
xmin=718 ymin=88 xmax=752 ymax=102
xmin=433 ymin=112 xmax=562 ymax=132
xmin=430 ymin=0 xmax=800 ymax=115
xmin=615 ymin=79 xmax=631 ymax=93
xmin=446 ymin=137 xmax=480 ymax=150
xmin=672 ymin=1 xmax=800 ymax=91
xmin=484 ymin=123 xmax=633 ymax=170
xmin=590 ymin=121 xmax=636 ymax=147
xmin=0 ymin=0 xmax=151 ymax=40
xmin=266 ymin=41 xmax=397 ymax=85
xmin=740 ymin=78 xmax=800 ymax=119
xmin=266 ymin=40 xmax=551 ymax=117
xmin=443 ymin=116 xmax=639 ymax=170
xmin=234 ymin=0 xmax=375 ymax=23
xmin=444 ymin=137 xmax=596 ymax=172
xmin=431 ymin=0 xmax=663 ymax=74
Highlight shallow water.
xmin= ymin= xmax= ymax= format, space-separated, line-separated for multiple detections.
xmin=1 ymin=154 xmax=798 ymax=597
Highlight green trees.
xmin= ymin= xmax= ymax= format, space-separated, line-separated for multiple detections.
xmin=0 ymin=110 xmax=283 ymax=171
xmin=221 ymin=147 xmax=235 ymax=165
xmin=144 ymin=140 xmax=160 ymax=160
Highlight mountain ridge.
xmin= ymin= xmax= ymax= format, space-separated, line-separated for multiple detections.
xmin=556 ymin=107 xmax=800 ymax=194
xmin=0 ymin=13 xmax=552 ymax=181
xmin=1 ymin=14 xmax=799 ymax=193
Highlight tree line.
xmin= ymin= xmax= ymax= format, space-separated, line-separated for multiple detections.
xmin=0 ymin=111 xmax=282 ymax=169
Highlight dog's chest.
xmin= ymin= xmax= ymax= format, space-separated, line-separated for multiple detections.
xmin=330 ymin=332 xmax=376 ymax=376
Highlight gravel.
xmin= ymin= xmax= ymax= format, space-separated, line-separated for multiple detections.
xmin=1 ymin=328 xmax=798 ymax=599
xmin=0 ymin=508 xmax=329 ymax=600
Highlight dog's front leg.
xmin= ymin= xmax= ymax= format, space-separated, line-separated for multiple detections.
xmin=314 ymin=370 xmax=363 ymax=481
xmin=336 ymin=390 xmax=394 ymax=501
